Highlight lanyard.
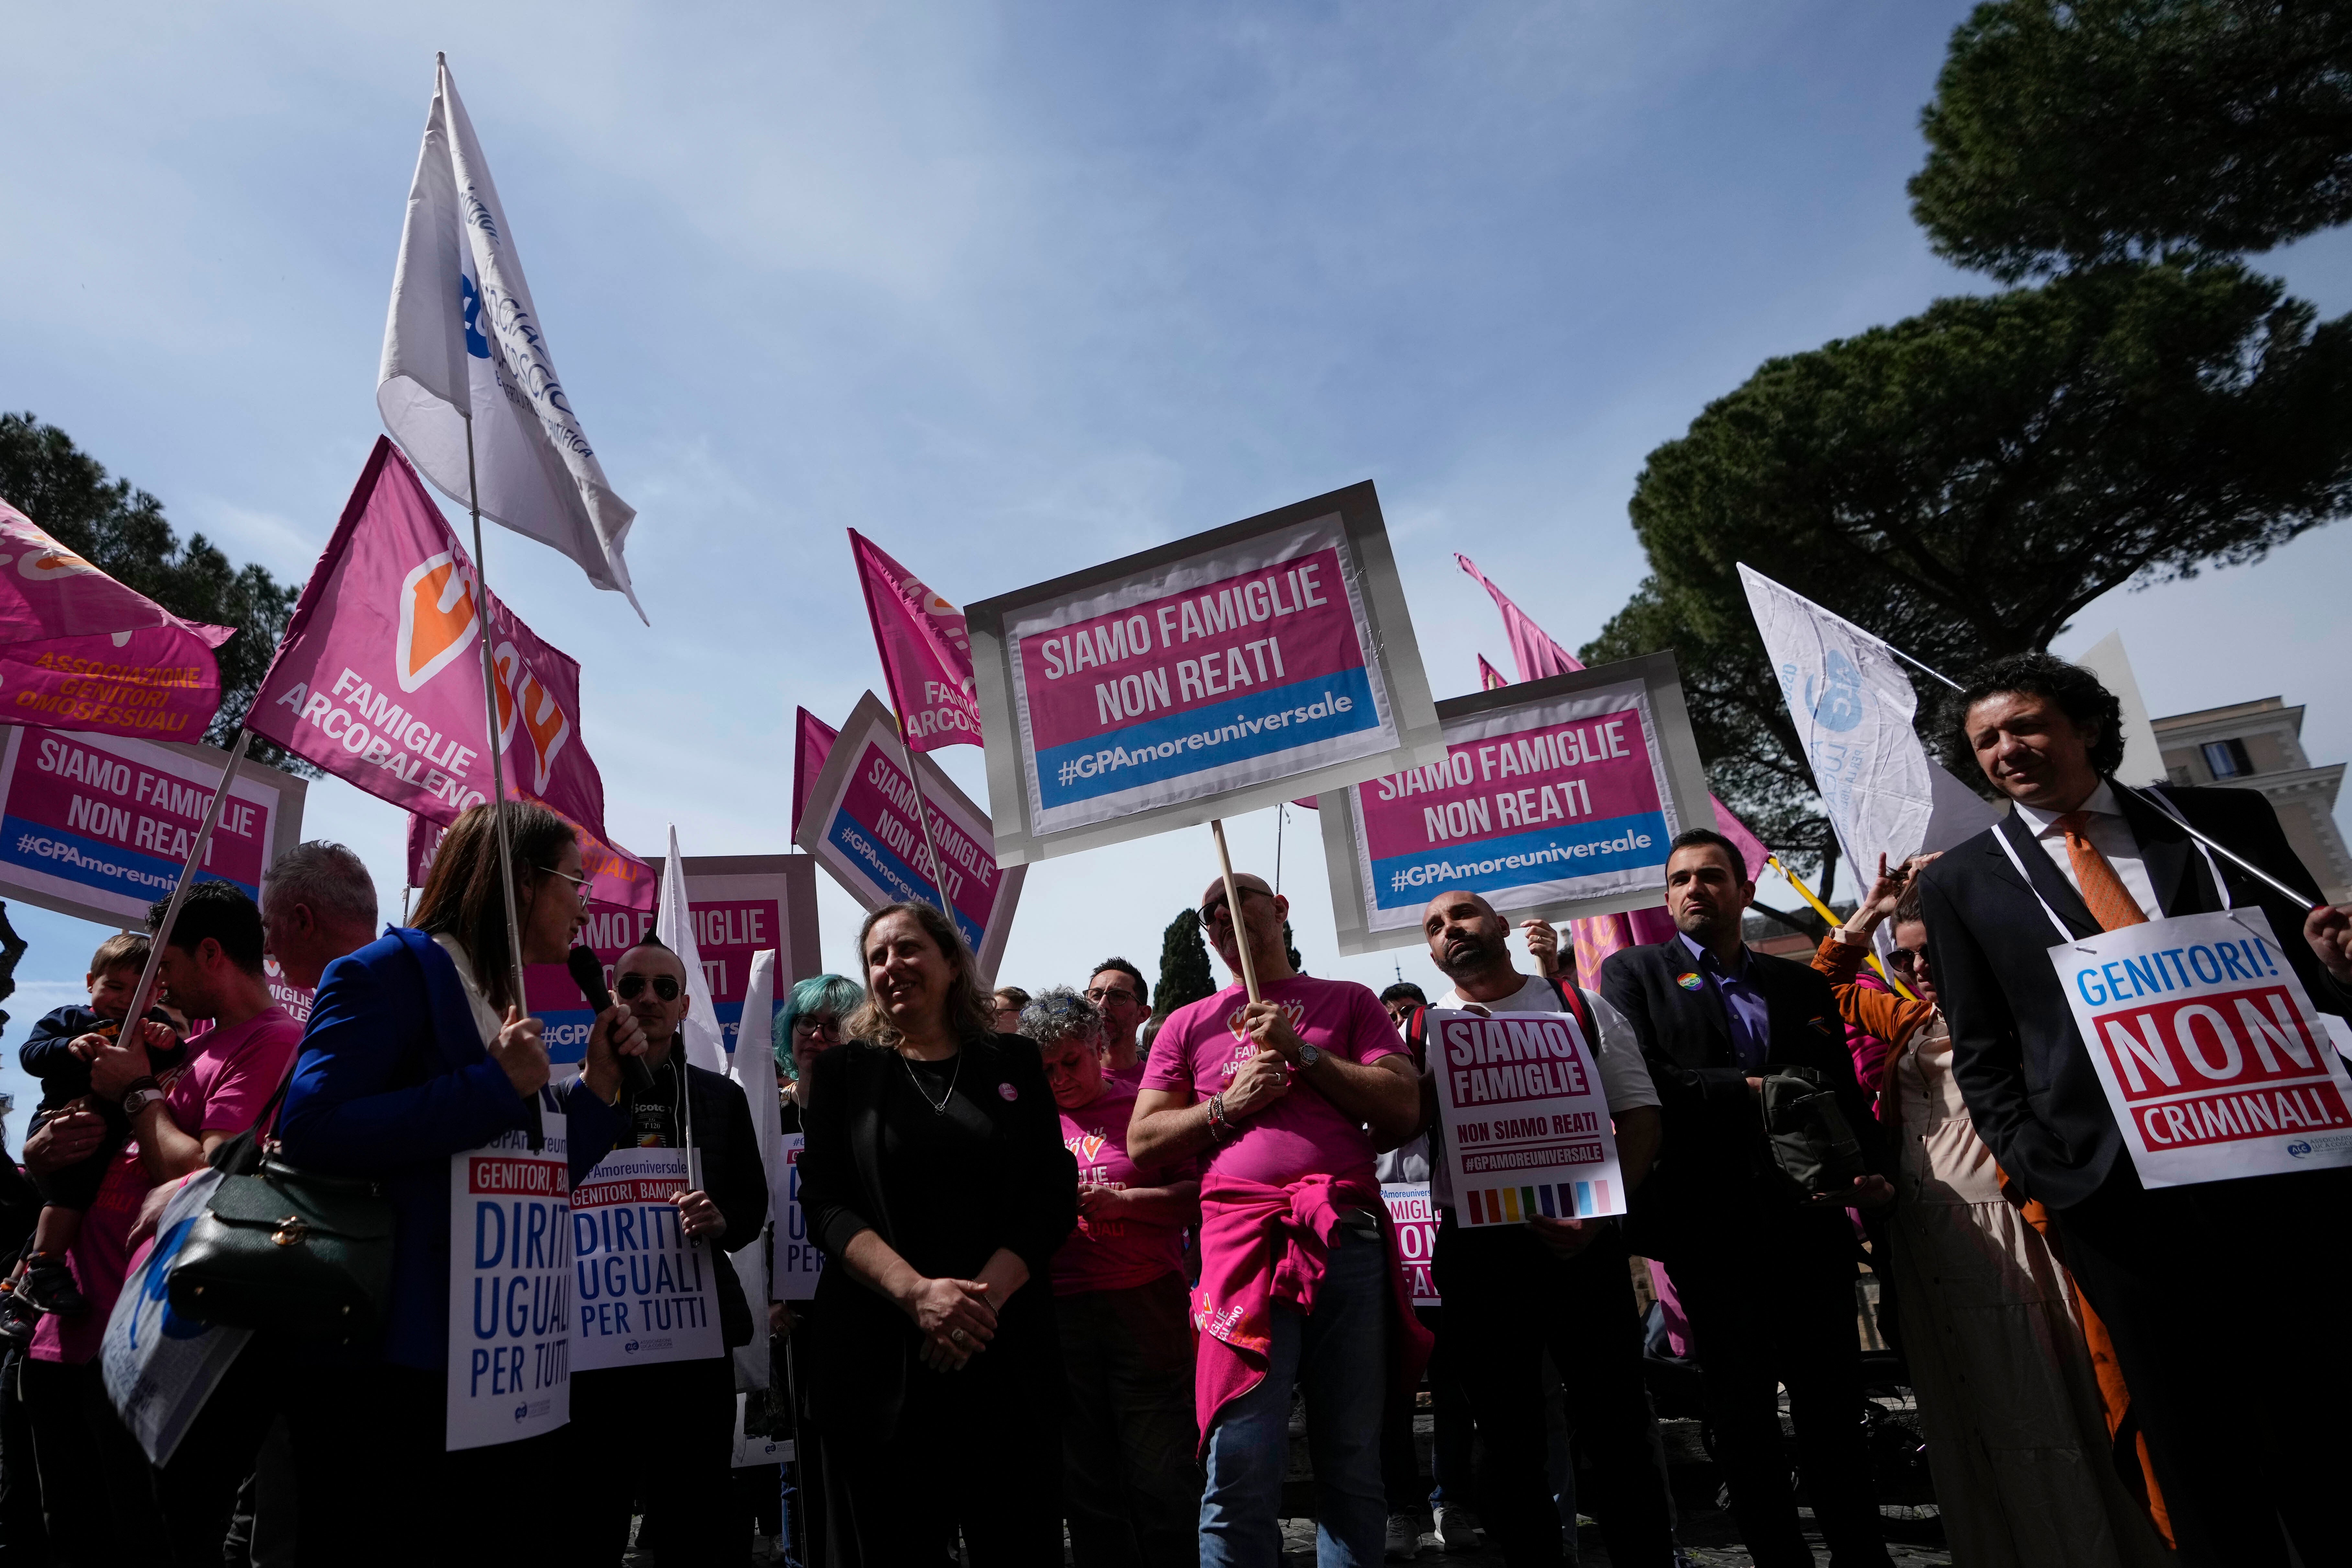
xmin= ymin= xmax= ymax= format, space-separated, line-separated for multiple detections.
xmin=1992 ymin=789 xmax=2231 ymax=945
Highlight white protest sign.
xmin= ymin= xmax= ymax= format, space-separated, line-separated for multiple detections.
xmin=965 ymin=482 xmax=1441 ymax=864
xmin=100 ymin=1169 xmax=251 ymax=1466
xmin=775 ymin=1134 xmax=823 ymax=1302
xmin=732 ymin=1392 xmax=794 ymax=1468
xmin=447 ymin=1113 xmax=571 ymax=1451
xmin=1380 ymin=1182 xmax=1440 ymax=1307
xmin=2051 ymin=908 xmax=2352 ymax=1187
xmin=1427 ymin=1009 xmax=1626 ymax=1228
xmin=570 ymin=1145 xmax=723 ymax=1371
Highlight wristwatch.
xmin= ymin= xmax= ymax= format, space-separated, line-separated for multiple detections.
xmin=1297 ymin=1042 xmax=1322 ymax=1069
xmin=122 ymin=1085 xmax=168 ymax=1117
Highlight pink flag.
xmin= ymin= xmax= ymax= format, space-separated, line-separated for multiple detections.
xmin=1477 ymin=654 xmax=1508 ymax=692
xmin=792 ymin=706 xmax=839 ymax=840
xmin=251 ymin=437 xmax=623 ymax=852
xmin=850 ymin=530 xmax=981 ymax=751
xmin=1455 ymin=554 xmax=1581 ymax=682
xmin=0 ymin=496 xmax=235 ymax=743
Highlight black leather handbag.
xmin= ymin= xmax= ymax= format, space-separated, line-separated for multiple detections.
xmin=1756 ymin=1065 xmax=1869 ymax=1199
xmin=166 ymin=1072 xmax=395 ymax=1345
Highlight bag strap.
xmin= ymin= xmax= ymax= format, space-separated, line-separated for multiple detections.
xmin=209 ymin=1057 xmax=298 ymax=1176
xmin=1546 ymin=974 xmax=1598 ymax=1046
xmin=1405 ymin=1005 xmax=1428 ymax=1072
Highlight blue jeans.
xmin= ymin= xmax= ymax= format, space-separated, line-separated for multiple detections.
xmin=1200 ymin=1226 xmax=1390 ymax=1568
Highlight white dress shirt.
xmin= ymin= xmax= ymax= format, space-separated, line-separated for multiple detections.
xmin=2010 ymin=781 xmax=2161 ymax=921
xmin=1424 ymin=973 xmax=1660 ymax=1211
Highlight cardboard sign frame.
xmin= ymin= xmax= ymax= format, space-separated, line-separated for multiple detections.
xmin=792 ymin=691 xmax=1025 ymax=982
xmin=963 ymin=481 xmax=1443 ymax=866
xmin=1317 ymin=653 xmax=1709 ymax=956
xmin=0 ymin=723 xmax=309 ymax=929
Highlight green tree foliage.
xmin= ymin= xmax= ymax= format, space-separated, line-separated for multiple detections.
xmin=0 ymin=414 xmax=310 ymax=773
xmin=1582 ymin=259 xmax=2352 ymax=851
xmin=1156 ymin=907 xmax=1217 ymax=1019
xmin=1912 ymin=0 xmax=2352 ymax=280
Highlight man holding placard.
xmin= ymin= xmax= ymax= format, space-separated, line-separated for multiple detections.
xmin=568 ymin=935 xmax=768 ymax=1562
xmin=1600 ymin=829 xmax=1893 ymax=1568
xmin=1129 ymin=870 xmax=1425 ymax=1568
xmin=1919 ymin=652 xmax=2352 ymax=1568
xmin=1411 ymin=888 xmax=1673 ymax=1567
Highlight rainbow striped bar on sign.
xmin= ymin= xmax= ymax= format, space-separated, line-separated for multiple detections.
xmin=1466 ymin=1179 xmax=1612 ymax=1225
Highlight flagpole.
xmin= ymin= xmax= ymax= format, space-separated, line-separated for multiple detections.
xmin=118 ymin=729 xmax=256 ymax=1048
xmin=464 ymin=413 xmax=543 ymax=1150
xmin=1210 ymin=819 xmax=1261 ymax=1005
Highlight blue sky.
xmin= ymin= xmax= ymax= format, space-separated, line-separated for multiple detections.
xmin=5 ymin=2 xmax=2348 ymax=1129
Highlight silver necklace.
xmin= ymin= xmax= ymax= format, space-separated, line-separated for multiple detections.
xmin=901 ymin=1048 xmax=961 ymax=1114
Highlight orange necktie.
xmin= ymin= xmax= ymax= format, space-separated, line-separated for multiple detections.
xmin=2055 ymin=810 xmax=2147 ymax=932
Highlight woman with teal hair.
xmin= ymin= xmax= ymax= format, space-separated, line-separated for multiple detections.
xmin=775 ymin=973 xmax=862 ymax=1127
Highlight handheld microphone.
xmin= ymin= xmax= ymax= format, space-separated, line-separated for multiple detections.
xmin=568 ymin=945 xmax=656 ymax=1100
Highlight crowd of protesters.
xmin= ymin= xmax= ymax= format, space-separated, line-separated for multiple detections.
xmin=3 ymin=650 xmax=2351 ymax=1567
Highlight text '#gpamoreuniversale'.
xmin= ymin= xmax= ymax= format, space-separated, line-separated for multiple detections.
xmin=1019 ymin=547 xmax=1379 ymax=807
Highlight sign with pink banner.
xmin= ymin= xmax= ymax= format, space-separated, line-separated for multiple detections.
xmin=850 ymin=531 xmax=982 ymax=751
xmin=965 ymin=482 xmax=1440 ymax=864
xmin=0 ymin=723 xmax=308 ymax=929
xmin=408 ymin=808 xmax=653 ymax=913
xmin=248 ymin=437 xmax=621 ymax=850
xmin=1318 ymin=655 xmax=1710 ymax=956
xmin=793 ymin=692 xmax=1024 ymax=980
xmin=0 ymin=497 xmax=234 ymax=744
xmin=519 ymin=855 xmax=818 ymax=1065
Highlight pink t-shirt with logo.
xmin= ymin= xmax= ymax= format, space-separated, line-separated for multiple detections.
xmin=1140 ymin=975 xmax=1405 ymax=1189
xmin=1050 ymin=1081 xmax=1190 ymax=1297
xmin=32 ymin=1005 xmax=304 ymax=1366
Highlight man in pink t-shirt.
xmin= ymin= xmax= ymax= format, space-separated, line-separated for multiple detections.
xmin=20 ymin=884 xmax=302 ymax=1564
xmin=1131 ymin=872 xmax=1421 ymax=1568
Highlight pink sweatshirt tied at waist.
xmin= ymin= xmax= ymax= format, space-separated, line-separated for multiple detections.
xmin=1189 ymin=1169 xmax=1435 ymax=1455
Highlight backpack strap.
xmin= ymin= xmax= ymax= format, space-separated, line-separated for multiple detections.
xmin=1546 ymin=974 xmax=1598 ymax=1045
xmin=1405 ymin=1005 xmax=1429 ymax=1073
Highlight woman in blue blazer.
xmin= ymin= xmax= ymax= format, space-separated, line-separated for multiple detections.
xmin=277 ymin=801 xmax=644 ymax=1567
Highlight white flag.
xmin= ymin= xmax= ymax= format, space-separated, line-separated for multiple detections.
xmin=727 ymin=948 xmax=782 ymax=1392
xmin=656 ymin=825 xmax=729 ymax=1076
xmin=379 ymin=53 xmax=646 ymax=622
xmin=1738 ymin=565 xmax=1996 ymax=874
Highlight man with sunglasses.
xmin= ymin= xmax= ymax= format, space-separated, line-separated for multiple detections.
xmin=570 ymin=934 xmax=771 ymax=1563
xmin=1085 ymin=959 xmax=1153 ymax=1085
xmin=1129 ymin=871 xmax=1426 ymax=1568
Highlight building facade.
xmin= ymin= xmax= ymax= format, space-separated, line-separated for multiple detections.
xmin=2155 ymin=696 xmax=2351 ymax=905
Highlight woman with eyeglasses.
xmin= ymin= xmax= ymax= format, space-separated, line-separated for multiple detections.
xmin=277 ymin=799 xmax=648 ymax=1565
xmin=1813 ymin=855 xmax=2171 ymax=1568
xmin=795 ymin=900 xmax=1077 ymax=1565
xmin=775 ymin=973 xmax=862 ymax=1127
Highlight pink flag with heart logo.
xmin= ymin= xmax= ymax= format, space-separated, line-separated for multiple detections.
xmin=250 ymin=437 xmax=624 ymax=858
xmin=849 ymin=530 xmax=982 ymax=751
xmin=0 ymin=496 xmax=234 ymax=742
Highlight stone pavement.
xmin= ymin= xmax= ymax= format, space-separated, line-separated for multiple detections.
xmin=1277 ymin=1506 xmax=1953 ymax=1566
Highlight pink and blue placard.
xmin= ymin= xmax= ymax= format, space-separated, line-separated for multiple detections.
xmin=964 ymin=482 xmax=1441 ymax=864
xmin=1319 ymin=654 xmax=1711 ymax=955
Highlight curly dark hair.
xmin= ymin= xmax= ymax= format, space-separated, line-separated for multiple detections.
xmin=1944 ymin=652 xmax=2125 ymax=778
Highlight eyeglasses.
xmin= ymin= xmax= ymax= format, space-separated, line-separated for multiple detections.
xmin=616 ymin=973 xmax=681 ymax=1001
xmin=1085 ymin=985 xmax=1140 ymax=1006
xmin=793 ymin=1014 xmax=841 ymax=1037
xmin=1199 ymin=886 xmax=1268 ymax=927
xmin=538 ymin=864 xmax=595 ymax=903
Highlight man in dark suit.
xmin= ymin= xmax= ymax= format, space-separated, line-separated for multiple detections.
xmin=1602 ymin=829 xmax=1893 ymax=1568
xmin=1918 ymin=651 xmax=2352 ymax=1568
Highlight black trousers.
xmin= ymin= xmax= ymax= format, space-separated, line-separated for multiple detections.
xmin=0 ymin=1352 xmax=50 ymax=1565
xmin=1056 ymin=1274 xmax=1201 ymax=1568
xmin=2054 ymin=1164 xmax=2352 ymax=1568
xmin=1433 ymin=1215 xmax=1675 ymax=1568
xmin=820 ymin=1329 xmax=1063 ymax=1567
xmin=17 ymin=1355 xmax=165 ymax=1565
xmin=569 ymin=1353 xmax=741 ymax=1564
xmin=1666 ymin=1214 xmax=1888 ymax=1568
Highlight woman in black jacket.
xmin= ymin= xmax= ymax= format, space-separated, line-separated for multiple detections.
xmin=798 ymin=900 xmax=1077 ymax=1566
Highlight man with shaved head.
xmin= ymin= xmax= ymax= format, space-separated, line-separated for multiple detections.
xmin=1412 ymin=887 xmax=1672 ymax=1566
xmin=1130 ymin=870 xmax=1425 ymax=1568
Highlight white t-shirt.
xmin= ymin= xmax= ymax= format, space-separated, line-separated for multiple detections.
xmin=1426 ymin=973 xmax=1660 ymax=1211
